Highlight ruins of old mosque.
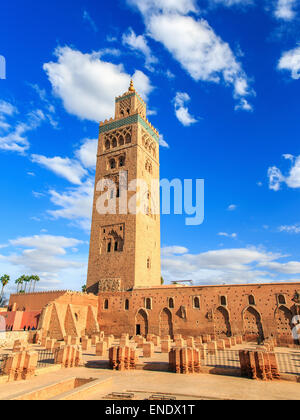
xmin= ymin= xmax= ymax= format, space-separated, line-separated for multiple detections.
xmin=0 ymin=82 xmax=299 ymax=400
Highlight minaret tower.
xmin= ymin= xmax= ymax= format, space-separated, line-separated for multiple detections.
xmin=86 ymin=81 xmax=161 ymax=293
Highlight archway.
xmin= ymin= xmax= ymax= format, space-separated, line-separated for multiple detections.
xmin=135 ymin=309 xmax=148 ymax=336
xmin=214 ymin=306 xmax=232 ymax=337
xmin=275 ymin=305 xmax=293 ymax=344
xmin=243 ymin=307 xmax=264 ymax=342
xmin=159 ymin=308 xmax=173 ymax=337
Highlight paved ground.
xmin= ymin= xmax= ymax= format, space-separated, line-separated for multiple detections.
xmin=0 ymin=341 xmax=299 ymax=400
xmin=0 ymin=364 xmax=300 ymax=400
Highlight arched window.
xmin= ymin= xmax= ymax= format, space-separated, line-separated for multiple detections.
xmin=112 ymin=138 xmax=117 ymax=148
xmin=145 ymin=298 xmax=152 ymax=310
xmin=125 ymin=299 xmax=129 ymax=310
xmin=107 ymin=242 xmax=111 ymax=253
xmin=194 ymin=297 xmax=200 ymax=309
xmin=105 ymin=140 xmax=110 ymax=150
xmin=125 ymin=134 xmax=131 ymax=144
xmin=220 ymin=296 xmax=227 ymax=306
xmin=119 ymin=136 xmax=124 ymax=146
xmin=278 ymin=294 xmax=286 ymax=305
xmin=119 ymin=156 xmax=125 ymax=167
xmin=110 ymin=159 xmax=116 ymax=169
xmin=169 ymin=298 xmax=174 ymax=309
xmin=249 ymin=295 xmax=255 ymax=305
xmin=114 ymin=241 xmax=118 ymax=252
xmin=104 ymin=299 xmax=109 ymax=310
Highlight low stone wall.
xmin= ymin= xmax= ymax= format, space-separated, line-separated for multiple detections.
xmin=0 ymin=331 xmax=29 ymax=349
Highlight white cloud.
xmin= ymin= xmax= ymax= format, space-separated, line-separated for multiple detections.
xmin=278 ymin=45 xmax=300 ymax=79
xmin=161 ymin=245 xmax=300 ymax=285
xmin=210 ymin=0 xmax=254 ymax=5
xmin=268 ymin=155 xmax=300 ymax=190
xmin=44 ymin=46 xmax=153 ymax=122
xmin=227 ymin=204 xmax=237 ymax=211
xmin=122 ymin=28 xmax=157 ymax=70
xmin=174 ymin=92 xmax=198 ymax=126
xmin=274 ymin=0 xmax=297 ymax=20
xmin=218 ymin=232 xmax=237 ymax=238
xmin=75 ymin=138 xmax=98 ymax=169
xmin=161 ymin=246 xmax=189 ymax=256
xmin=48 ymin=179 xmax=94 ymax=231
xmin=235 ymin=98 xmax=253 ymax=112
xmin=127 ymin=0 xmax=198 ymax=15
xmin=31 ymin=154 xmax=87 ymax=185
xmin=83 ymin=10 xmax=98 ymax=32
xmin=159 ymin=134 xmax=170 ymax=148
xmin=0 ymin=235 xmax=86 ymax=290
xmin=0 ymin=109 xmax=46 ymax=154
xmin=279 ymin=224 xmax=300 ymax=233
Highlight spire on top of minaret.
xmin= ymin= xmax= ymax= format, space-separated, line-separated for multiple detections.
xmin=129 ymin=79 xmax=135 ymax=92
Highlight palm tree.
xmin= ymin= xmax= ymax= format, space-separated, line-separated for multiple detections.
xmin=82 ymin=285 xmax=87 ymax=293
xmin=23 ymin=275 xmax=31 ymax=293
xmin=30 ymin=275 xmax=40 ymax=293
xmin=0 ymin=275 xmax=10 ymax=299
xmin=15 ymin=276 xmax=24 ymax=293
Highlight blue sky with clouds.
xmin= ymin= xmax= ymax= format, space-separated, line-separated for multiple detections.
xmin=1 ymin=0 xmax=300 ymax=294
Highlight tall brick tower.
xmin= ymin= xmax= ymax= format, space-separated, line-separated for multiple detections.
xmin=86 ymin=81 xmax=161 ymax=294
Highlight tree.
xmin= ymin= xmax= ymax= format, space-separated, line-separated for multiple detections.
xmin=29 ymin=275 xmax=40 ymax=293
xmin=161 ymin=276 xmax=164 ymax=285
xmin=82 ymin=285 xmax=87 ymax=293
xmin=15 ymin=276 xmax=24 ymax=294
xmin=0 ymin=274 xmax=10 ymax=299
xmin=0 ymin=295 xmax=7 ymax=307
xmin=23 ymin=275 xmax=31 ymax=293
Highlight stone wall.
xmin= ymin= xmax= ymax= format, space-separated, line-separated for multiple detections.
xmin=97 ymin=282 xmax=300 ymax=344
xmin=0 ymin=331 xmax=29 ymax=348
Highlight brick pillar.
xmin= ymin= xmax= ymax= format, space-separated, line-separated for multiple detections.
xmin=96 ymin=341 xmax=107 ymax=356
xmin=143 ymin=342 xmax=154 ymax=358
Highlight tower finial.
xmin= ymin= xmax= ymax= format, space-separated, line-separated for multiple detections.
xmin=129 ymin=79 xmax=135 ymax=92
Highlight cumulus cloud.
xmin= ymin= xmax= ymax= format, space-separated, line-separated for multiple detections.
xmin=75 ymin=138 xmax=98 ymax=169
xmin=274 ymin=0 xmax=298 ymax=20
xmin=127 ymin=1 xmax=254 ymax=109
xmin=0 ymin=109 xmax=46 ymax=154
xmin=278 ymin=45 xmax=300 ymax=79
xmin=127 ymin=0 xmax=198 ymax=15
xmin=31 ymin=154 xmax=87 ymax=185
xmin=0 ymin=235 xmax=85 ymax=289
xmin=161 ymin=245 xmax=300 ymax=285
xmin=174 ymin=92 xmax=198 ymax=126
xmin=48 ymin=179 xmax=94 ymax=231
xmin=268 ymin=154 xmax=300 ymax=190
xmin=43 ymin=46 xmax=153 ymax=122
xmin=122 ymin=28 xmax=157 ymax=70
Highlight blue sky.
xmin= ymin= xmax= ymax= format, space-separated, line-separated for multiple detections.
xmin=1 ymin=0 xmax=300 ymax=293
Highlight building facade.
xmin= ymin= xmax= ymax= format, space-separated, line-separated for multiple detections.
xmin=86 ymin=81 xmax=161 ymax=294
xmin=6 ymin=83 xmax=300 ymax=346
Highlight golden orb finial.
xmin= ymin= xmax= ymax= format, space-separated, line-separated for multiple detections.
xmin=129 ymin=79 xmax=135 ymax=92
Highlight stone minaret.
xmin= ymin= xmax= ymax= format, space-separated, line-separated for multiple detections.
xmin=86 ymin=81 xmax=161 ymax=294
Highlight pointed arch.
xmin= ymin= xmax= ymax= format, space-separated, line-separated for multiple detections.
xmin=275 ymin=305 xmax=293 ymax=342
xmin=243 ymin=306 xmax=264 ymax=342
xmin=135 ymin=308 xmax=149 ymax=336
xmin=159 ymin=307 xmax=173 ymax=337
xmin=214 ymin=306 xmax=232 ymax=338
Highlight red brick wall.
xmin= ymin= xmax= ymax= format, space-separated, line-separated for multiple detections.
xmin=97 ymin=282 xmax=300 ymax=344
